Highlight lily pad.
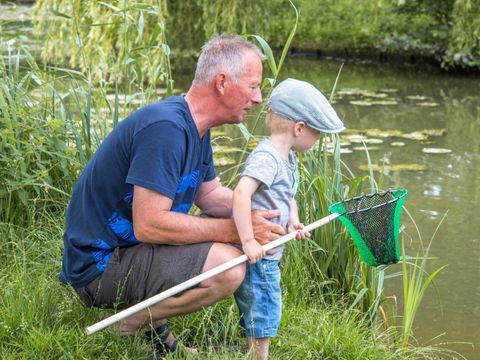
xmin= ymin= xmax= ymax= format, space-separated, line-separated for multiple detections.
xmin=326 ymin=148 xmax=353 ymax=154
xmin=364 ymin=92 xmax=389 ymax=99
xmin=212 ymin=145 xmax=242 ymax=154
xmin=406 ymin=95 xmax=429 ymax=101
xmin=421 ymin=128 xmax=446 ymax=136
xmin=416 ymin=102 xmax=440 ymax=107
xmin=359 ymin=164 xmax=428 ymax=172
xmin=353 ymin=146 xmax=381 ymax=151
xmin=211 ymin=130 xmax=228 ymax=137
xmin=363 ymin=138 xmax=384 ymax=144
xmin=337 ymin=88 xmax=365 ymax=96
xmin=214 ymin=157 xmax=236 ymax=167
xmin=342 ymin=134 xmax=368 ymax=143
xmin=365 ymin=129 xmax=404 ymax=138
xmin=401 ymin=132 xmax=429 ymax=141
xmin=349 ymin=100 xmax=373 ymax=106
xmin=422 ymin=147 xmax=452 ymax=154
xmin=391 ymin=142 xmax=406 ymax=147
xmin=370 ymin=100 xmax=399 ymax=106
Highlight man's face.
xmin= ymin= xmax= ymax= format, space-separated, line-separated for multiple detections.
xmin=222 ymin=51 xmax=263 ymax=123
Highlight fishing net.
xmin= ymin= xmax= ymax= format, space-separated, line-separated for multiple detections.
xmin=328 ymin=189 xmax=408 ymax=267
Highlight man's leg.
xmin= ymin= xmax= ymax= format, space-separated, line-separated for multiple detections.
xmin=119 ymin=242 xmax=245 ymax=333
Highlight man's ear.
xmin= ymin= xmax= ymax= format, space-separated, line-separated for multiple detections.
xmin=294 ymin=121 xmax=305 ymax=136
xmin=215 ymin=73 xmax=227 ymax=95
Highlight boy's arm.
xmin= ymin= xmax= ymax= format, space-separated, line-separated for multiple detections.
xmin=233 ymin=176 xmax=265 ymax=263
xmin=288 ymin=198 xmax=300 ymax=226
xmin=287 ymin=198 xmax=310 ymax=239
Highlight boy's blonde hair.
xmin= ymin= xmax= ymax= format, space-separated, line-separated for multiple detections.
xmin=265 ymin=109 xmax=295 ymax=134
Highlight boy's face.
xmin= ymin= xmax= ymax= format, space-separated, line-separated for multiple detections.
xmin=293 ymin=124 xmax=320 ymax=153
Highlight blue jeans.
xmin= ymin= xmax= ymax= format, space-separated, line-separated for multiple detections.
xmin=234 ymin=259 xmax=282 ymax=338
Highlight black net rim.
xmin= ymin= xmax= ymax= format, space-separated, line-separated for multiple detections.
xmin=340 ymin=189 xmax=407 ymax=215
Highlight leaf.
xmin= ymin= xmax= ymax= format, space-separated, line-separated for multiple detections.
xmin=348 ymin=288 xmax=370 ymax=311
xmin=246 ymin=34 xmax=277 ymax=76
xmin=161 ymin=43 xmax=171 ymax=56
xmin=138 ymin=11 xmax=144 ymax=38
xmin=166 ymin=79 xmax=174 ymax=98
xmin=48 ymin=9 xmax=72 ymax=19
xmin=75 ymin=34 xmax=83 ymax=48
xmin=237 ymin=123 xmax=252 ymax=141
xmin=98 ymin=1 xmax=122 ymax=13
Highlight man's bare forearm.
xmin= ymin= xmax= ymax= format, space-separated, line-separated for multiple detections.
xmin=134 ymin=210 xmax=240 ymax=245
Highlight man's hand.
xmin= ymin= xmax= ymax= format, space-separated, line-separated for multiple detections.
xmin=251 ymin=209 xmax=285 ymax=245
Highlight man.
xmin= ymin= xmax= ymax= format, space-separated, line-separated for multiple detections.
xmin=60 ymin=34 xmax=285 ymax=357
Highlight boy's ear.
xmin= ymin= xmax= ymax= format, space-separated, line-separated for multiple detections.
xmin=294 ymin=121 xmax=305 ymax=136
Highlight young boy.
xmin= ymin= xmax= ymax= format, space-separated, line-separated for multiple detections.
xmin=233 ymin=78 xmax=345 ymax=360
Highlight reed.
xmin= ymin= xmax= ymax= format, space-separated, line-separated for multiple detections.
xmin=32 ymin=0 xmax=173 ymax=89
xmin=0 ymin=48 xmax=77 ymax=224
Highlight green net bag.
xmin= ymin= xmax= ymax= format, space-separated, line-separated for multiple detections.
xmin=328 ymin=189 xmax=408 ymax=267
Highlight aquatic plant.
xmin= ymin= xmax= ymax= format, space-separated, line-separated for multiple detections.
xmin=32 ymin=0 xmax=173 ymax=93
xmin=0 ymin=47 xmax=75 ymax=224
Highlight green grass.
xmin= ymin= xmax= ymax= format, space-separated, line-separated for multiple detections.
xmin=0 ymin=213 xmax=458 ymax=359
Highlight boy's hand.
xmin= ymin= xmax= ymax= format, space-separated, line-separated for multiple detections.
xmin=287 ymin=223 xmax=310 ymax=240
xmin=242 ymin=238 xmax=265 ymax=264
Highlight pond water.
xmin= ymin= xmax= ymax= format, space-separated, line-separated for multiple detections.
xmin=2 ymin=3 xmax=479 ymax=358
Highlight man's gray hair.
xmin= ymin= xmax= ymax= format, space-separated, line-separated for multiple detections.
xmin=192 ymin=34 xmax=266 ymax=87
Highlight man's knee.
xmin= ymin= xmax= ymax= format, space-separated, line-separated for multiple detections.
xmin=222 ymin=261 xmax=246 ymax=292
xmin=202 ymin=243 xmax=246 ymax=294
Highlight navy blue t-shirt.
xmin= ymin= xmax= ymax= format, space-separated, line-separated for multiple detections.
xmin=60 ymin=96 xmax=216 ymax=287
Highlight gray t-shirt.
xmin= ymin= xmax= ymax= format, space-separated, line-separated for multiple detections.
xmin=241 ymin=138 xmax=299 ymax=260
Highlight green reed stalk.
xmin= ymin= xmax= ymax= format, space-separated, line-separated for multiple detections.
xmin=399 ymin=210 xmax=447 ymax=348
xmin=226 ymin=0 xmax=299 ymax=187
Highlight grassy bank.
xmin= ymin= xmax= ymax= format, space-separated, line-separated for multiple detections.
xmin=0 ymin=217 xmax=448 ymax=359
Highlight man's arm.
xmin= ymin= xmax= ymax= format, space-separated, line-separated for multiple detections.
xmin=132 ymin=185 xmax=285 ymax=245
xmin=195 ymin=178 xmax=233 ymax=218
xmin=132 ymin=185 xmax=237 ymax=245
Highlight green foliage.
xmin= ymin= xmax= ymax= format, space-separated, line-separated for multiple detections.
xmin=444 ymin=0 xmax=480 ymax=68
xmin=31 ymin=0 xmax=480 ymax=72
xmin=164 ymin=0 xmax=480 ymax=70
xmin=32 ymin=0 xmax=174 ymax=89
xmin=0 ymin=49 xmax=78 ymax=224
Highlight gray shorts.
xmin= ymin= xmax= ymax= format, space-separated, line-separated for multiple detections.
xmin=74 ymin=242 xmax=213 ymax=309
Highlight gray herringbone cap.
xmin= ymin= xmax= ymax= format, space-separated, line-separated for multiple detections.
xmin=267 ymin=78 xmax=345 ymax=133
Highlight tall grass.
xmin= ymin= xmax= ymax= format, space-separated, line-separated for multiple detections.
xmin=0 ymin=48 xmax=76 ymax=224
